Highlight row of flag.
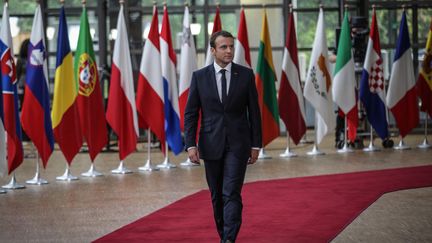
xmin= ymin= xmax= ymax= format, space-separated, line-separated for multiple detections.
xmin=1 ymin=4 xmax=431 ymax=177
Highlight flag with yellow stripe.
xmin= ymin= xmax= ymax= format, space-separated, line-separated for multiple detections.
xmin=255 ymin=9 xmax=280 ymax=147
xmin=51 ymin=6 xmax=82 ymax=163
xmin=417 ymin=18 xmax=432 ymax=118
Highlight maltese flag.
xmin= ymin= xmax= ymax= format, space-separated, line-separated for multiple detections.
xmin=178 ymin=5 xmax=197 ymax=131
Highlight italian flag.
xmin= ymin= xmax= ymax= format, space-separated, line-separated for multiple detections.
xmin=255 ymin=9 xmax=280 ymax=147
xmin=332 ymin=11 xmax=358 ymax=142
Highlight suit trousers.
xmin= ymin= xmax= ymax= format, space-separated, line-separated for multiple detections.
xmin=204 ymin=141 xmax=248 ymax=242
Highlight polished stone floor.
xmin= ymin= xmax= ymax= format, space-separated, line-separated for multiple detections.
xmin=0 ymin=132 xmax=431 ymax=243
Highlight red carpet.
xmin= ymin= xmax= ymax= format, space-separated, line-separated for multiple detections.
xmin=94 ymin=165 xmax=432 ymax=242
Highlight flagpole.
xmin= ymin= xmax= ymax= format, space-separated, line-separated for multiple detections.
xmin=81 ymin=162 xmax=103 ymax=177
xmin=417 ymin=114 xmax=431 ymax=149
xmin=337 ymin=116 xmax=354 ymax=153
xmin=307 ymin=111 xmax=324 ymax=155
xmin=56 ymin=162 xmax=78 ymax=181
xmin=2 ymin=172 xmax=25 ymax=189
xmin=26 ymin=150 xmax=48 ymax=185
xmin=157 ymin=141 xmax=177 ymax=169
xmin=139 ymin=129 xmax=159 ymax=171
xmin=363 ymin=123 xmax=380 ymax=152
xmin=280 ymin=131 xmax=297 ymax=158
xmin=1 ymin=131 xmax=25 ymax=189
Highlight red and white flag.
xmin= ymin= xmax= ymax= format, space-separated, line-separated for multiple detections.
xmin=106 ymin=4 xmax=139 ymax=160
xmin=135 ymin=6 xmax=166 ymax=153
xmin=204 ymin=6 xmax=222 ymax=66
xmin=178 ymin=5 xmax=197 ymax=131
xmin=277 ymin=11 xmax=306 ymax=145
xmin=386 ymin=11 xmax=419 ymax=138
xmin=233 ymin=8 xmax=251 ymax=68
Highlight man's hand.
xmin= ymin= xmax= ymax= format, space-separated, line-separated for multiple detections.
xmin=248 ymin=149 xmax=259 ymax=164
xmin=188 ymin=147 xmax=201 ymax=164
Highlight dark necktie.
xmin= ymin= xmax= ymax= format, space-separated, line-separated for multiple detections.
xmin=220 ymin=69 xmax=227 ymax=104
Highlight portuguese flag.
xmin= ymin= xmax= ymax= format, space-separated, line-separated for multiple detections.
xmin=74 ymin=7 xmax=108 ymax=161
xmin=255 ymin=9 xmax=280 ymax=147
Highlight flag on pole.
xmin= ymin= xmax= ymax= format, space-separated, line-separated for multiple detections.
xmin=332 ymin=11 xmax=358 ymax=142
xmin=179 ymin=5 xmax=197 ymax=131
xmin=106 ymin=4 xmax=139 ymax=160
xmin=52 ymin=6 xmax=83 ymax=164
xmin=136 ymin=6 xmax=166 ymax=154
xmin=204 ymin=6 xmax=222 ymax=66
xmin=233 ymin=8 xmax=251 ymax=68
xmin=359 ymin=9 xmax=389 ymax=140
xmin=21 ymin=4 xmax=54 ymax=167
xmin=386 ymin=10 xmax=419 ymax=138
xmin=0 ymin=58 xmax=5 ymax=176
xmin=161 ymin=5 xmax=183 ymax=155
xmin=278 ymin=11 xmax=306 ymax=145
xmin=75 ymin=7 xmax=108 ymax=161
xmin=255 ymin=9 xmax=280 ymax=147
xmin=416 ymin=17 xmax=432 ymax=118
xmin=1 ymin=3 xmax=23 ymax=174
xmin=303 ymin=8 xmax=335 ymax=144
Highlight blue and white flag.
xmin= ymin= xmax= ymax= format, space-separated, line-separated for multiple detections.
xmin=160 ymin=5 xmax=183 ymax=154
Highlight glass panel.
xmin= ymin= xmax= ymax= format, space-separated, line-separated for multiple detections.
xmin=296 ymin=11 xmax=339 ymax=50
xmin=141 ymin=0 xmax=204 ymax=6
xmin=4 ymin=1 xmax=37 ymax=14
xmin=243 ymin=8 xmax=284 ymax=49
xmin=418 ymin=8 xmax=432 ymax=46
xmin=48 ymin=0 xmax=95 ymax=8
xmin=208 ymin=0 xmax=241 ymax=5
xmin=295 ymin=0 xmax=338 ymax=8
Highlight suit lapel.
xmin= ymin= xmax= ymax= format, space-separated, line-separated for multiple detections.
xmin=207 ymin=65 xmax=221 ymax=105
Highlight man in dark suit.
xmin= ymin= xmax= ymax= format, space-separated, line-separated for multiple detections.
xmin=184 ymin=30 xmax=262 ymax=243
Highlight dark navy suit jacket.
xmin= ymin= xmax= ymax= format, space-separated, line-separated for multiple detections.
xmin=184 ymin=62 xmax=262 ymax=161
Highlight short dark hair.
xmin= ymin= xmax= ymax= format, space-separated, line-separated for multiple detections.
xmin=210 ymin=30 xmax=234 ymax=48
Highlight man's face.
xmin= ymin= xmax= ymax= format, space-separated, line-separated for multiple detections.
xmin=211 ymin=35 xmax=234 ymax=67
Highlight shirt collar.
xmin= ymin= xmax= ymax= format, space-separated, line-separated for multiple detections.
xmin=213 ymin=62 xmax=232 ymax=74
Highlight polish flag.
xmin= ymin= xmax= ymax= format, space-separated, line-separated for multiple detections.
xmin=233 ymin=8 xmax=251 ymax=68
xmin=278 ymin=10 xmax=306 ymax=145
xmin=178 ymin=5 xmax=197 ymax=131
xmin=386 ymin=11 xmax=419 ymax=138
xmin=106 ymin=4 xmax=139 ymax=160
xmin=136 ymin=6 xmax=166 ymax=154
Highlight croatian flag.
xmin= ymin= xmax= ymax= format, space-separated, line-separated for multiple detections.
xmin=1 ymin=2 xmax=23 ymax=174
xmin=21 ymin=4 xmax=54 ymax=167
xmin=359 ymin=9 xmax=389 ymax=140
xmin=160 ymin=6 xmax=183 ymax=155
xmin=386 ymin=11 xmax=419 ymax=138
xmin=178 ymin=5 xmax=197 ymax=131
xmin=106 ymin=4 xmax=139 ymax=160
xmin=136 ymin=6 xmax=166 ymax=154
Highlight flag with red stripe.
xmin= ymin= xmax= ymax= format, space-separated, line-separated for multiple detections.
xmin=234 ymin=8 xmax=251 ymax=68
xmin=278 ymin=11 xmax=306 ymax=145
xmin=21 ymin=4 xmax=54 ymax=167
xmin=106 ymin=4 xmax=139 ymax=160
xmin=136 ymin=6 xmax=166 ymax=154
